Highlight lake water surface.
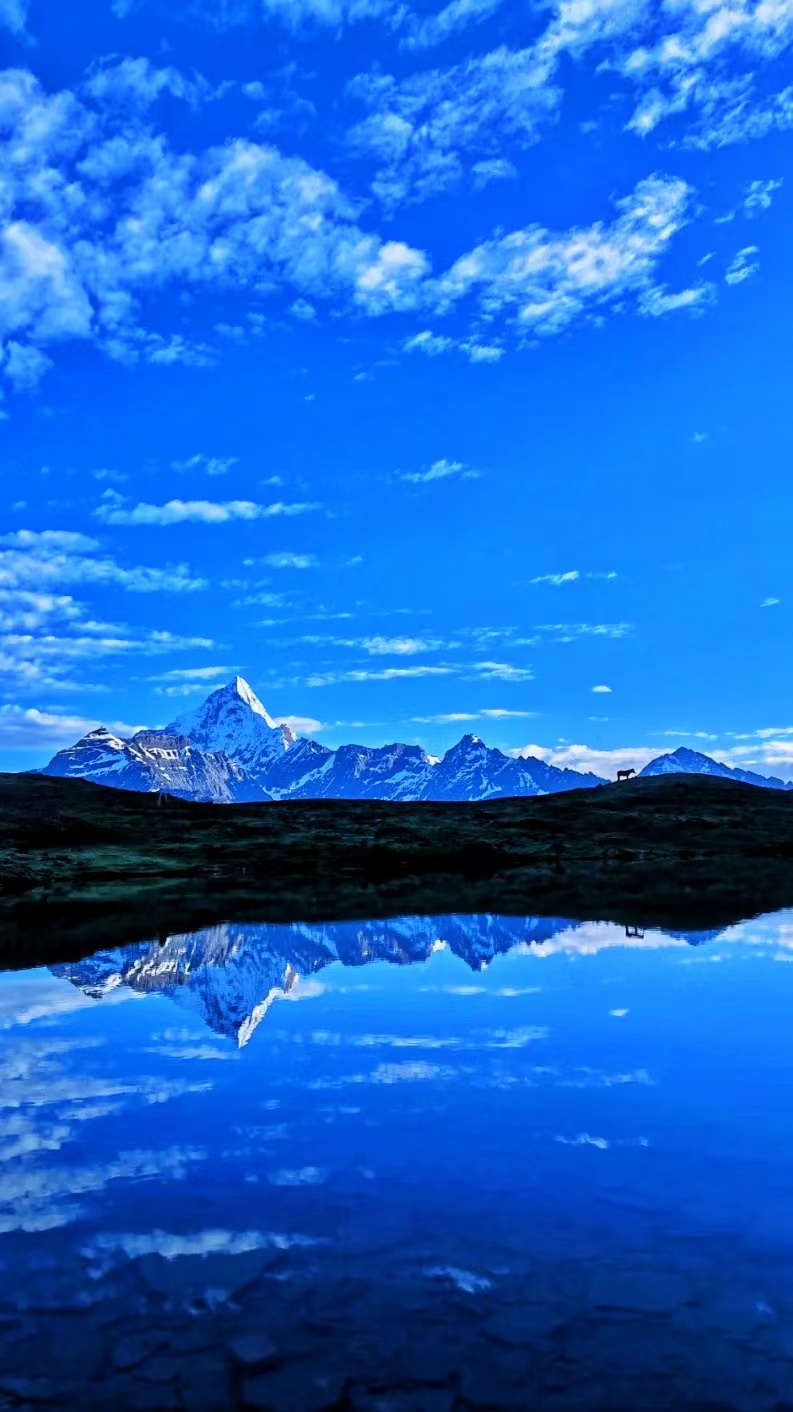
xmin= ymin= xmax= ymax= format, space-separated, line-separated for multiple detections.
xmin=2 ymin=911 xmax=793 ymax=1409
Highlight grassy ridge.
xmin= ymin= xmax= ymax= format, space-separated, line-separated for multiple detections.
xmin=2 ymin=769 xmax=793 ymax=966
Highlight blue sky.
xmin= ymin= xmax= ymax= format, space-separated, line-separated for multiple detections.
xmin=1 ymin=0 xmax=792 ymax=777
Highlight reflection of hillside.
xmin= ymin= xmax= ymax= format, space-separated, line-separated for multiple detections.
xmin=51 ymin=915 xmax=726 ymax=1045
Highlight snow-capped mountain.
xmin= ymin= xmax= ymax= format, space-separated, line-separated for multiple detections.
xmin=39 ymin=676 xmax=606 ymax=803
xmin=168 ymin=676 xmax=295 ymax=775
xmin=639 ymin=746 xmax=793 ymax=792
xmin=40 ymin=680 xmax=793 ymax=803
xmin=422 ymin=734 xmax=601 ymax=801
xmin=40 ymin=725 xmax=262 ymax=803
xmin=264 ymin=738 xmax=439 ymax=801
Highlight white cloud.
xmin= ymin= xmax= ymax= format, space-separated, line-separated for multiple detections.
xmin=413 ymin=707 xmax=533 ymax=723
xmin=537 ymin=622 xmax=630 ymax=641
xmin=462 ymin=341 xmax=503 ymax=363
xmin=0 ymin=535 xmax=205 ymax=596
xmin=743 ymin=177 xmax=783 ymax=214
xmin=264 ymin=553 xmax=318 ymax=568
xmin=158 ymin=666 xmax=232 ymax=682
xmin=531 ymin=570 xmax=580 ymax=585
xmin=0 ymin=530 xmax=100 ymax=552
xmin=1 ymin=341 xmax=54 ymax=390
xmin=713 ymin=740 xmax=793 ymax=779
xmin=347 ymin=47 xmax=558 ymax=209
xmin=290 ymin=297 xmax=317 ymax=320
xmin=471 ymin=157 xmax=517 ymax=189
xmin=592 ymin=684 xmax=612 ymax=693
xmin=480 ymin=707 xmax=534 ymax=718
xmin=360 ymin=635 xmax=443 ymax=655
xmin=403 ymin=329 xmax=454 ymax=357
xmin=272 ymin=714 xmax=325 ymax=735
xmin=82 ymin=57 xmax=216 ymax=110
xmin=0 ymin=533 xmax=214 ymax=695
xmin=412 ymin=712 xmax=479 ymax=724
xmin=638 ymin=283 xmax=715 ymax=316
xmin=473 ymin=661 xmax=534 ymax=681
xmin=512 ymin=742 xmax=659 ymax=777
xmin=401 ymin=458 xmax=480 ymax=484
xmin=761 ymin=596 xmax=780 ymax=607
xmin=0 ymin=705 xmax=144 ymax=749
xmin=172 ymin=454 xmax=239 ymax=477
xmin=304 ymin=664 xmax=453 ymax=685
xmin=94 ymin=496 xmax=322 ymax=526
xmin=726 ymin=245 xmax=760 ymax=284
xmin=402 ymin=0 xmax=504 ymax=48
xmin=0 ymin=69 xmax=430 ymax=394
xmin=187 ymin=0 xmax=400 ymax=31
xmin=402 ymin=330 xmax=503 ymax=364
xmin=434 ymin=176 xmax=697 ymax=337
xmin=347 ymin=0 xmax=793 ymax=204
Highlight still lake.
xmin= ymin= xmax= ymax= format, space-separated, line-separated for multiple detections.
xmin=2 ymin=911 xmax=793 ymax=1410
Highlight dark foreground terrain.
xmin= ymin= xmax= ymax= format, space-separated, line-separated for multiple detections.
xmin=2 ymin=771 xmax=793 ymax=967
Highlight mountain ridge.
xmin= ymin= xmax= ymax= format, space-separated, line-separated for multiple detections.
xmin=36 ymin=677 xmax=792 ymax=804
xmin=39 ymin=677 xmax=607 ymax=804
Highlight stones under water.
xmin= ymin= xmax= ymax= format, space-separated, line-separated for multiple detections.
xmin=2 ymin=911 xmax=793 ymax=1409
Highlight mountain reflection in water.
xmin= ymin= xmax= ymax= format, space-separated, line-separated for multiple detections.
xmin=2 ymin=910 xmax=793 ymax=1410
xmin=51 ymin=914 xmax=722 ymax=1047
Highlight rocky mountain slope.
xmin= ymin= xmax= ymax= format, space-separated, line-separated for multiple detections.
xmin=640 ymin=745 xmax=793 ymax=791
xmin=40 ymin=677 xmax=605 ymax=803
xmin=39 ymin=725 xmax=260 ymax=803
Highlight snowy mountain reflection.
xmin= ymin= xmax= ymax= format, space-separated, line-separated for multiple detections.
xmin=3 ymin=910 xmax=793 ymax=1409
xmin=51 ymin=913 xmax=724 ymax=1046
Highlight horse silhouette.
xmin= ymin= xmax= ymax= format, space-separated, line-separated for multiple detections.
xmin=616 ymin=768 xmax=636 ymax=781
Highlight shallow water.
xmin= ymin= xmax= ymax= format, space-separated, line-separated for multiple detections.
xmin=2 ymin=911 xmax=793 ymax=1409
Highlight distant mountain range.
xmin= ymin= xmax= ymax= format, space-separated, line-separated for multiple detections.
xmin=39 ymin=676 xmax=793 ymax=804
xmin=51 ymin=914 xmax=715 ymax=1046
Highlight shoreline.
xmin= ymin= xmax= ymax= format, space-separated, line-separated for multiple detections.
xmin=2 ymin=770 xmax=793 ymax=968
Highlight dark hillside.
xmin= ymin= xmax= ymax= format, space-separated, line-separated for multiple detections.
xmin=2 ymin=771 xmax=793 ymax=966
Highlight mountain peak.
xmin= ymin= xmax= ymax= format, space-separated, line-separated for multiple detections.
xmin=217 ymin=676 xmax=277 ymax=728
xmin=668 ymin=746 xmax=711 ymax=765
xmin=168 ymin=676 xmax=294 ymax=773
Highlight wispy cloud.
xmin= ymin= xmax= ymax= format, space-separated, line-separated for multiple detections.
xmin=531 ymin=570 xmax=580 ymax=585
xmin=511 ymin=742 xmax=659 ymax=777
xmin=537 ymin=622 xmax=631 ymax=642
xmin=304 ymin=665 xmax=454 ymax=686
xmin=402 ymin=331 xmax=503 ymax=364
xmin=95 ymin=495 xmax=322 ymax=526
xmin=157 ymin=666 xmax=232 ymax=682
xmin=171 ymin=454 xmax=239 ymax=477
xmin=530 ymin=570 xmax=618 ymax=586
xmin=261 ymin=553 xmax=317 ymax=570
xmin=360 ymin=635 xmax=445 ymax=655
xmin=413 ymin=707 xmax=534 ymax=723
xmin=401 ymin=459 xmax=480 ymax=484
xmin=743 ymin=178 xmax=783 ymax=215
xmin=726 ymin=246 xmax=760 ymax=285
xmin=0 ymin=705 xmax=144 ymax=749
xmin=273 ymin=714 xmax=326 ymax=735
xmin=473 ymin=661 xmax=533 ymax=681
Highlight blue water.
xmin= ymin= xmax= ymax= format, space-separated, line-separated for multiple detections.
xmin=2 ymin=912 xmax=793 ymax=1409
